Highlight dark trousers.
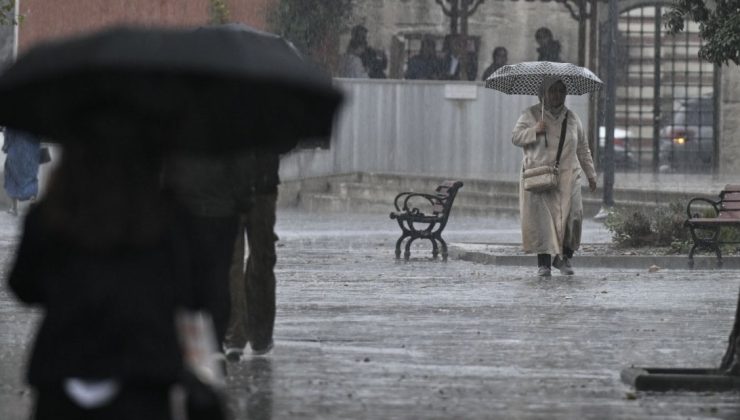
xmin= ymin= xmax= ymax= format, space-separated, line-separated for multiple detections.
xmin=34 ymin=384 xmax=172 ymax=420
xmin=189 ymin=215 xmax=239 ymax=343
xmin=225 ymin=192 xmax=277 ymax=350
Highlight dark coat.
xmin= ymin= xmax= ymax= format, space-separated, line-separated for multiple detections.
xmin=481 ymin=63 xmax=504 ymax=81
xmin=439 ymin=53 xmax=478 ymax=81
xmin=537 ymin=40 xmax=562 ymax=62
xmin=405 ymin=54 xmax=440 ymax=80
xmin=8 ymin=201 xmax=197 ymax=387
xmin=163 ymin=151 xmax=280 ymax=217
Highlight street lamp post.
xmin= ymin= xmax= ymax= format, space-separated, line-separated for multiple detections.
xmin=599 ymin=0 xmax=618 ymax=216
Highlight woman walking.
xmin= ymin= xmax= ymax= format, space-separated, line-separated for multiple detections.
xmin=512 ymin=77 xmax=597 ymax=276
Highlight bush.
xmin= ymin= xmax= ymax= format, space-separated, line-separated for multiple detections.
xmin=605 ymin=202 xmax=689 ymax=249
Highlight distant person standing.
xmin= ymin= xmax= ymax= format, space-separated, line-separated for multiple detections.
xmin=405 ymin=36 xmax=440 ymax=80
xmin=3 ymin=128 xmax=40 ymax=215
xmin=350 ymin=24 xmax=388 ymax=79
xmin=337 ymin=37 xmax=369 ymax=78
xmin=439 ymin=35 xmax=478 ymax=81
xmin=535 ymin=27 xmax=562 ymax=62
xmin=481 ymin=46 xmax=508 ymax=80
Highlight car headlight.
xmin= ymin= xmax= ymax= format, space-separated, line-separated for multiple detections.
xmin=673 ymin=137 xmax=686 ymax=145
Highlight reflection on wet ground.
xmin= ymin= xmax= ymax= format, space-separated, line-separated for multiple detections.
xmin=2 ymin=210 xmax=740 ymax=419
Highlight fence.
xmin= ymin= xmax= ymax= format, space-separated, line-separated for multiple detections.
xmin=280 ymin=78 xmax=591 ymax=182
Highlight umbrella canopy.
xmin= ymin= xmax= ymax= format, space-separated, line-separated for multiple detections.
xmin=0 ymin=24 xmax=343 ymax=154
xmin=485 ymin=61 xmax=603 ymax=96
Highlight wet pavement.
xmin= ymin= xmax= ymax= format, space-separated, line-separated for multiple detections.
xmin=2 ymin=210 xmax=740 ymax=419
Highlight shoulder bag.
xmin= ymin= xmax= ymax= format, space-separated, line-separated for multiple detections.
xmin=522 ymin=111 xmax=569 ymax=193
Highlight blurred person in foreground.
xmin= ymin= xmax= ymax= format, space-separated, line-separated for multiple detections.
xmin=512 ymin=77 xmax=597 ymax=277
xmin=3 ymin=128 xmax=41 ymax=215
xmin=7 ymin=135 xmax=220 ymax=419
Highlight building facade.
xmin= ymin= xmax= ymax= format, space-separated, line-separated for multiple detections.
xmin=17 ymin=0 xmax=274 ymax=52
xmin=10 ymin=0 xmax=739 ymax=176
xmin=346 ymin=0 xmax=738 ymax=176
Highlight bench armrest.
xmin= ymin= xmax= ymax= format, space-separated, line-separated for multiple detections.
xmin=686 ymin=197 xmax=720 ymax=220
xmin=393 ymin=192 xmax=441 ymax=214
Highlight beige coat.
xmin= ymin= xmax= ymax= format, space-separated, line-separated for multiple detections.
xmin=512 ymin=104 xmax=596 ymax=256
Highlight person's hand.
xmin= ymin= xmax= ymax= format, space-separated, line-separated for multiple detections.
xmin=588 ymin=177 xmax=597 ymax=192
xmin=535 ymin=120 xmax=546 ymax=134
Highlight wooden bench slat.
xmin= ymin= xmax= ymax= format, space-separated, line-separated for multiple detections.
xmin=721 ymin=204 xmax=740 ymax=211
xmin=687 ymin=186 xmax=740 ymax=267
xmin=720 ymin=211 xmax=740 ymax=217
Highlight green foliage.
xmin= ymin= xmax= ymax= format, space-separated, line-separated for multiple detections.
xmin=664 ymin=0 xmax=740 ymax=65
xmin=0 ymin=0 xmax=20 ymax=25
xmin=605 ymin=208 xmax=653 ymax=247
xmin=605 ymin=202 xmax=689 ymax=249
xmin=209 ymin=0 xmax=230 ymax=25
xmin=267 ymin=0 xmax=353 ymax=67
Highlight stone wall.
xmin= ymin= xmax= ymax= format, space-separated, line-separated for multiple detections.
xmin=280 ymin=78 xmax=591 ymax=182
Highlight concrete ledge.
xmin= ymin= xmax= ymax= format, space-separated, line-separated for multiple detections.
xmin=450 ymin=245 xmax=740 ymax=269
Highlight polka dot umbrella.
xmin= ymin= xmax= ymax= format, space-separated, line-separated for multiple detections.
xmin=485 ymin=61 xmax=603 ymax=96
xmin=485 ymin=61 xmax=603 ymax=124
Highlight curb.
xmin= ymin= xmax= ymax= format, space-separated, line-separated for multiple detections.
xmin=449 ymin=246 xmax=740 ymax=270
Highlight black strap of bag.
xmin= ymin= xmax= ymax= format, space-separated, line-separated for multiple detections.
xmin=554 ymin=111 xmax=569 ymax=168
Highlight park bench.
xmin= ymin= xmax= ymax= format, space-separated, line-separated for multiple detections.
xmin=685 ymin=184 xmax=740 ymax=267
xmin=389 ymin=180 xmax=463 ymax=261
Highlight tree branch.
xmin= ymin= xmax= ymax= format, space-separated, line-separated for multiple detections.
xmin=467 ymin=0 xmax=485 ymax=16
xmin=434 ymin=0 xmax=453 ymax=16
xmin=663 ymin=0 xmax=740 ymax=65
xmin=554 ymin=0 xmax=581 ymax=21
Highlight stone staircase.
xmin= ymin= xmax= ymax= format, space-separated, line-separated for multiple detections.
xmin=278 ymin=172 xmax=711 ymax=217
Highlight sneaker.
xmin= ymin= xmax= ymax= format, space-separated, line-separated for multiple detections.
xmin=223 ymin=345 xmax=244 ymax=363
xmin=537 ymin=266 xmax=551 ymax=277
xmin=553 ymin=256 xmax=575 ymax=275
xmin=251 ymin=340 xmax=274 ymax=356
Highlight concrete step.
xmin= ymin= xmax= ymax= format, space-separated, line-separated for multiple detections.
xmin=279 ymin=172 xmax=713 ymax=215
xmin=296 ymin=193 xmax=522 ymax=218
xmin=327 ymin=181 xmax=518 ymax=207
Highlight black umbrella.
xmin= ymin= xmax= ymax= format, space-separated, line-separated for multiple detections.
xmin=0 ymin=24 xmax=343 ymax=153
